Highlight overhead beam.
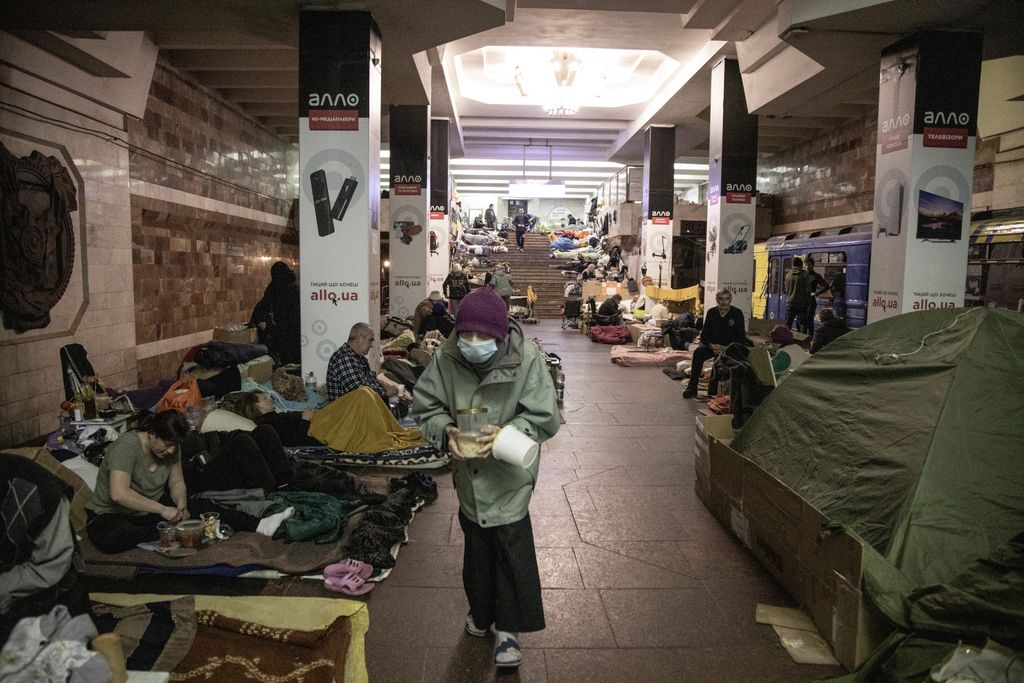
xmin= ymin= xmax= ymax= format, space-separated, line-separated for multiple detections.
xmin=163 ymin=48 xmax=296 ymax=71
xmin=193 ymin=71 xmax=297 ymax=88
xmin=150 ymin=30 xmax=293 ymax=49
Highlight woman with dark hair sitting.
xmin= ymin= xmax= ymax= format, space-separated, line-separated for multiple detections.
xmin=85 ymin=410 xmax=192 ymax=553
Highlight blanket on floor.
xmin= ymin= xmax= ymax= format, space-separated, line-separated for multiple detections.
xmin=610 ymin=346 xmax=693 ymax=367
xmin=309 ymin=387 xmax=428 ymax=454
xmin=287 ymin=444 xmax=447 ymax=469
xmin=91 ymin=594 xmax=369 ymax=683
xmin=79 ymin=530 xmax=351 ymax=574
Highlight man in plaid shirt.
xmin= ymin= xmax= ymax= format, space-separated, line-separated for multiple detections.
xmin=326 ymin=322 xmax=391 ymax=404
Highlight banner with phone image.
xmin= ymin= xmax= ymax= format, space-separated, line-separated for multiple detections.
xmin=867 ymin=31 xmax=981 ymax=323
xmin=388 ymin=105 xmax=429 ymax=317
xmin=299 ymin=11 xmax=382 ymax=379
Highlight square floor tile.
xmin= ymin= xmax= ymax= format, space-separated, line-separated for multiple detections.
xmin=544 ymin=648 xmax=690 ymax=683
xmin=518 ymin=589 xmax=617 ymax=649
xmin=383 ymin=542 xmax=464 ymax=588
xmin=574 ymin=545 xmax=701 ymax=589
xmin=538 ymin=547 xmax=584 ymax=589
xmin=600 ymin=588 xmax=733 ymax=648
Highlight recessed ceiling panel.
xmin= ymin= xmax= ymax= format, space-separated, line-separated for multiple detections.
xmin=454 ymin=45 xmax=679 ymax=109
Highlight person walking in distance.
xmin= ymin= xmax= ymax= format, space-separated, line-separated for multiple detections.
xmin=511 ymin=208 xmax=530 ymax=251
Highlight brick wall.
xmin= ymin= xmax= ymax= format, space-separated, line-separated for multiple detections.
xmin=762 ymin=107 xmax=1000 ymax=231
xmin=128 ymin=62 xmax=298 ymax=385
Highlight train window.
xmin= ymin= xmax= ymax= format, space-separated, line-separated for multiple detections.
xmin=989 ymin=242 xmax=1024 ymax=260
xmin=767 ymin=258 xmax=778 ymax=294
xmin=968 ymin=243 xmax=987 ymax=260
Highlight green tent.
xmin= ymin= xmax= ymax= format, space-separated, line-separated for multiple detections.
xmin=731 ymin=308 xmax=1024 ymax=668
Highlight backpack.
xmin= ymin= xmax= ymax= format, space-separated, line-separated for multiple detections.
xmin=448 ymin=274 xmax=469 ymax=300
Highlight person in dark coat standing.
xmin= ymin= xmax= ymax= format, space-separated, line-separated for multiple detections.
xmin=683 ymin=289 xmax=747 ymax=399
xmin=783 ymin=257 xmax=810 ymax=332
xmin=804 ymin=257 xmax=829 ymax=334
xmin=250 ymin=261 xmax=301 ymax=365
xmin=484 ymin=204 xmax=497 ymax=231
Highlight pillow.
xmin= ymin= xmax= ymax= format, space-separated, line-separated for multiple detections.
xmin=200 ymin=409 xmax=255 ymax=433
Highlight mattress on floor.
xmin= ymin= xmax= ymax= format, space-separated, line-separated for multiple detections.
xmin=610 ymin=346 xmax=693 ymax=367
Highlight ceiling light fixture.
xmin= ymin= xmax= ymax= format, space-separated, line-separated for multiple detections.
xmin=544 ymin=52 xmax=581 ymax=117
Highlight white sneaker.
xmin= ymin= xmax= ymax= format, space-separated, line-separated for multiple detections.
xmin=465 ymin=613 xmax=487 ymax=637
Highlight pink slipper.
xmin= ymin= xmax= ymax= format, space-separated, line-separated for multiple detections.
xmin=323 ymin=558 xmax=373 ymax=580
xmin=324 ymin=573 xmax=374 ymax=597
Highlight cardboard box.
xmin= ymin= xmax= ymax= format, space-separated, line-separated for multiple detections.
xmin=240 ymin=355 xmax=274 ymax=385
xmin=700 ymin=437 xmax=893 ymax=671
xmin=214 ymin=325 xmax=256 ymax=344
xmin=747 ymin=318 xmax=773 ymax=337
xmin=581 ymin=281 xmax=626 ymax=302
xmin=695 ymin=415 xmax=734 ymax=504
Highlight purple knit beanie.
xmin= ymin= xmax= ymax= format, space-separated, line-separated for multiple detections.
xmin=770 ymin=324 xmax=794 ymax=345
xmin=454 ymin=288 xmax=509 ymax=341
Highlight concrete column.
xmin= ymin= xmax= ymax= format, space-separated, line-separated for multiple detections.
xmin=428 ymin=118 xmax=451 ymax=293
xmin=867 ymin=31 xmax=983 ymax=322
xmin=705 ymin=57 xmax=757 ymax=321
xmin=388 ymin=105 xmax=429 ymax=317
xmin=298 ymin=10 xmax=382 ymax=379
xmin=640 ymin=125 xmax=675 ymax=289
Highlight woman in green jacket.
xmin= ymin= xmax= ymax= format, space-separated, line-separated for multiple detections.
xmin=412 ymin=287 xmax=560 ymax=669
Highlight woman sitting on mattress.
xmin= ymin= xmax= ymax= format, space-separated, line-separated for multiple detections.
xmin=85 ymin=410 xmax=192 ymax=553
xmin=86 ymin=410 xmax=304 ymax=553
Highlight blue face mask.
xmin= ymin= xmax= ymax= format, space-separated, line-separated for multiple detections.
xmin=458 ymin=337 xmax=498 ymax=364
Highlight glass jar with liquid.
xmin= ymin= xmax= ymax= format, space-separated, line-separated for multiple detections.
xmin=455 ymin=407 xmax=490 ymax=458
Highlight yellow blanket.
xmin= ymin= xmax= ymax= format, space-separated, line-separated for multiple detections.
xmin=309 ymin=386 xmax=427 ymax=453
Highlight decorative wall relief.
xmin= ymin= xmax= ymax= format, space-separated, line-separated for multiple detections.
xmin=0 ymin=142 xmax=78 ymax=332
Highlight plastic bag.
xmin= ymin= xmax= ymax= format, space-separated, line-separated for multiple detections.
xmin=155 ymin=377 xmax=202 ymax=414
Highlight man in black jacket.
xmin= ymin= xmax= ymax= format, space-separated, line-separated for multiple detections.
xmin=683 ymin=289 xmax=747 ymax=399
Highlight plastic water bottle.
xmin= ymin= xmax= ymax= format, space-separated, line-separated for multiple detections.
xmin=555 ymin=372 xmax=565 ymax=402
xmin=304 ymin=371 xmax=317 ymax=394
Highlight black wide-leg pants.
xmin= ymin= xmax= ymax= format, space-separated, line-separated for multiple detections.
xmin=459 ymin=510 xmax=545 ymax=634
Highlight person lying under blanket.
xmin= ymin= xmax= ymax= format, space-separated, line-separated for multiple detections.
xmin=220 ymin=387 xmax=427 ymax=455
xmin=222 ymin=391 xmax=321 ymax=447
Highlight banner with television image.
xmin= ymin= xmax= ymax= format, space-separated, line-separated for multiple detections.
xmin=867 ymin=31 xmax=981 ymax=323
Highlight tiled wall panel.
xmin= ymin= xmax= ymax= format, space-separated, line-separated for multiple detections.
xmin=762 ymin=107 xmax=999 ymax=229
xmin=128 ymin=62 xmax=298 ymax=386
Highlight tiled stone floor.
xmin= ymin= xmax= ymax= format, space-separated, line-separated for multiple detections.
xmin=359 ymin=320 xmax=845 ymax=682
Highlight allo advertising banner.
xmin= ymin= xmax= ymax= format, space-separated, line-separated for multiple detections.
xmin=640 ymin=216 xmax=673 ymax=289
xmin=388 ymin=105 xmax=429 ymax=317
xmin=705 ymin=58 xmax=757 ymax=321
xmin=641 ymin=125 xmax=675 ymax=289
xmin=426 ymin=119 xmax=451 ymax=294
xmin=298 ymin=11 xmax=382 ymax=379
xmin=867 ymin=31 xmax=983 ymax=323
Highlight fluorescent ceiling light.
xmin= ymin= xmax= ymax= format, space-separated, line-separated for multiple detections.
xmin=451 ymin=158 xmax=624 ymax=169
xmin=508 ymin=180 xmax=566 ymax=198
xmin=452 ymin=169 xmax=615 ymax=178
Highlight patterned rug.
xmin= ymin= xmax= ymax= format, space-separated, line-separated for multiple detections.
xmin=90 ymin=594 xmax=369 ymax=683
